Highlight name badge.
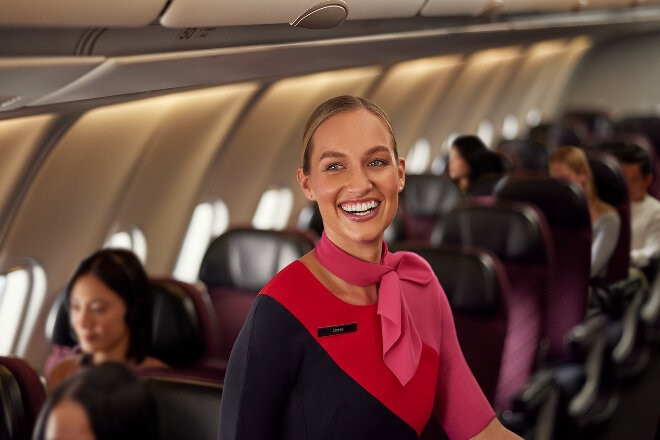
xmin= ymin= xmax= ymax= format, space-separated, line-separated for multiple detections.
xmin=318 ymin=322 xmax=358 ymax=337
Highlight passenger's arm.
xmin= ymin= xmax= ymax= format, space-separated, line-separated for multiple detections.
xmin=631 ymin=207 xmax=660 ymax=268
xmin=591 ymin=211 xmax=621 ymax=278
xmin=218 ymin=295 xmax=300 ymax=440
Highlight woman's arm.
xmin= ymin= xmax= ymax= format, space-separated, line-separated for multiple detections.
xmin=470 ymin=418 xmax=523 ymax=440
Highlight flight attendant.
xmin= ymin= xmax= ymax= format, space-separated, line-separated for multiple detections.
xmin=219 ymin=95 xmax=523 ymax=439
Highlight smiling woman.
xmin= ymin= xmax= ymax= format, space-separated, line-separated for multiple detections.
xmin=46 ymin=248 xmax=167 ymax=392
xmin=217 ymin=96 xmax=522 ymax=440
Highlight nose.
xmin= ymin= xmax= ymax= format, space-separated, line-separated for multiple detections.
xmin=346 ymin=166 xmax=373 ymax=195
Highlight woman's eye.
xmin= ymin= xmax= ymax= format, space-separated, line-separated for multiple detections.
xmin=369 ymin=158 xmax=387 ymax=166
xmin=324 ymin=163 xmax=341 ymax=171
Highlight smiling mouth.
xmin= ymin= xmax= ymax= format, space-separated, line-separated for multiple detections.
xmin=340 ymin=200 xmax=379 ymax=216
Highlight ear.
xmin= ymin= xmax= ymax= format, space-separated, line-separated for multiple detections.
xmin=297 ymin=167 xmax=314 ymax=200
xmin=397 ymin=156 xmax=406 ymax=191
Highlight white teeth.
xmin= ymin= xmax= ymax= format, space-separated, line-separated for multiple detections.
xmin=341 ymin=200 xmax=378 ymax=214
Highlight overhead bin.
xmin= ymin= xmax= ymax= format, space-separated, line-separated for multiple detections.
xmin=0 ymin=0 xmax=168 ymax=27
xmin=0 ymin=58 xmax=104 ymax=111
xmin=420 ymin=0 xmax=505 ymax=17
xmin=160 ymin=0 xmax=427 ymax=28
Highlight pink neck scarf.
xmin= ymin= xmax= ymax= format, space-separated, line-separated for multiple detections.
xmin=313 ymin=232 xmax=434 ymax=385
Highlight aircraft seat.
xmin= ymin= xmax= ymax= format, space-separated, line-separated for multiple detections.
xmin=496 ymin=139 xmax=550 ymax=173
xmin=392 ymin=174 xmax=464 ymax=243
xmin=0 ymin=356 xmax=46 ymax=440
xmin=588 ymin=149 xmax=631 ymax=285
xmin=198 ymin=227 xmax=315 ymax=362
xmin=437 ymin=198 xmax=554 ymax=413
xmin=146 ymin=376 xmax=222 ymax=440
xmin=495 ymin=175 xmax=592 ymax=363
xmin=392 ymin=243 xmax=510 ymax=404
xmin=43 ymin=277 xmax=221 ymax=381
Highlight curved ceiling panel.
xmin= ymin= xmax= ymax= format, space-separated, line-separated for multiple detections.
xmin=160 ymin=0 xmax=426 ymax=28
xmin=0 ymin=0 xmax=167 ymax=27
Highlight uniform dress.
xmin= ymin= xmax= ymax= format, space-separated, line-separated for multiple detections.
xmin=218 ymin=252 xmax=494 ymax=440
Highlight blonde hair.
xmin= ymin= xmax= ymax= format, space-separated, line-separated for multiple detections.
xmin=549 ymin=146 xmax=598 ymax=201
xmin=300 ymin=95 xmax=397 ymax=175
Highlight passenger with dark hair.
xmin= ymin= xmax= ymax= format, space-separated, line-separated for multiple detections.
xmin=549 ymin=146 xmax=621 ymax=279
xmin=34 ymin=362 xmax=158 ymax=440
xmin=615 ymin=143 xmax=660 ymax=270
xmin=218 ymin=96 xmax=522 ymax=439
xmin=449 ymin=135 xmax=507 ymax=194
xmin=46 ymin=248 xmax=166 ymax=391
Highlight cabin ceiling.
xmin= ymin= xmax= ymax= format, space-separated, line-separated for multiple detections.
xmin=2 ymin=1 xmax=660 ymax=114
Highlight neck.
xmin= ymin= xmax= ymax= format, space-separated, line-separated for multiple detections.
xmin=324 ymin=230 xmax=383 ymax=263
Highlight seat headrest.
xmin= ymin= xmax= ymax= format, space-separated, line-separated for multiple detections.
xmin=497 ymin=139 xmax=549 ymax=172
xmin=440 ymin=200 xmax=549 ymax=263
xmin=44 ymin=290 xmax=77 ymax=347
xmin=405 ymin=245 xmax=505 ymax=316
xmin=198 ymin=228 xmax=315 ymax=291
xmin=587 ymin=150 xmax=628 ymax=206
xmin=496 ymin=175 xmax=591 ymax=229
xmin=150 ymin=279 xmax=203 ymax=367
xmin=401 ymin=174 xmax=463 ymax=216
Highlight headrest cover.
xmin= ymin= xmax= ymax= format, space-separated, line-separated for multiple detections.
xmin=44 ymin=290 xmax=77 ymax=347
xmin=496 ymin=176 xmax=591 ymax=229
xmin=199 ymin=228 xmax=314 ymax=291
xmin=409 ymin=246 xmax=503 ymax=316
xmin=588 ymin=151 xmax=628 ymax=206
xmin=440 ymin=201 xmax=547 ymax=263
xmin=150 ymin=280 xmax=202 ymax=367
xmin=401 ymin=174 xmax=463 ymax=217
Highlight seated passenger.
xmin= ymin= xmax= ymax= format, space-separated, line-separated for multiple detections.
xmin=614 ymin=144 xmax=660 ymax=272
xmin=47 ymin=249 xmax=167 ymax=392
xmin=549 ymin=146 xmax=621 ymax=279
xmin=34 ymin=362 xmax=158 ymax=440
xmin=448 ymin=135 xmax=507 ymax=194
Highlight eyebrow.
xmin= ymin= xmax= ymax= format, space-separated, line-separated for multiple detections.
xmin=317 ymin=145 xmax=392 ymax=161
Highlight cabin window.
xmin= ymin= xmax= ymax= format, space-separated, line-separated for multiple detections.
xmin=104 ymin=227 xmax=148 ymax=263
xmin=406 ymin=138 xmax=432 ymax=174
xmin=253 ymin=187 xmax=293 ymax=230
xmin=502 ymin=115 xmax=520 ymax=140
xmin=477 ymin=120 xmax=494 ymax=147
xmin=173 ymin=201 xmax=229 ymax=283
xmin=0 ymin=263 xmax=46 ymax=356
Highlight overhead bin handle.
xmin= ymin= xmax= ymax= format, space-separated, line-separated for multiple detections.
xmin=290 ymin=0 xmax=348 ymax=29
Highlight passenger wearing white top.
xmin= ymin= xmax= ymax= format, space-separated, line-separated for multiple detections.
xmin=616 ymin=144 xmax=660 ymax=270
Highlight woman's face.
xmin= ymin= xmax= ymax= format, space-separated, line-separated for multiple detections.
xmin=549 ymin=161 xmax=586 ymax=189
xmin=297 ymin=108 xmax=405 ymax=253
xmin=69 ymin=274 xmax=130 ymax=362
xmin=448 ymin=146 xmax=470 ymax=180
xmin=45 ymin=399 xmax=95 ymax=440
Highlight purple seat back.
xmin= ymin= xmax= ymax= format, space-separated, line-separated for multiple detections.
xmin=396 ymin=243 xmax=509 ymax=403
xmin=438 ymin=198 xmax=553 ymax=411
xmin=0 ymin=356 xmax=46 ymax=440
xmin=198 ymin=227 xmax=315 ymax=361
xmin=588 ymin=150 xmax=631 ymax=284
xmin=496 ymin=175 xmax=592 ymax=362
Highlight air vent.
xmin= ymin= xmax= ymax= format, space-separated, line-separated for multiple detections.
xmin=291 ymin=0 xmax=348 ymax=29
